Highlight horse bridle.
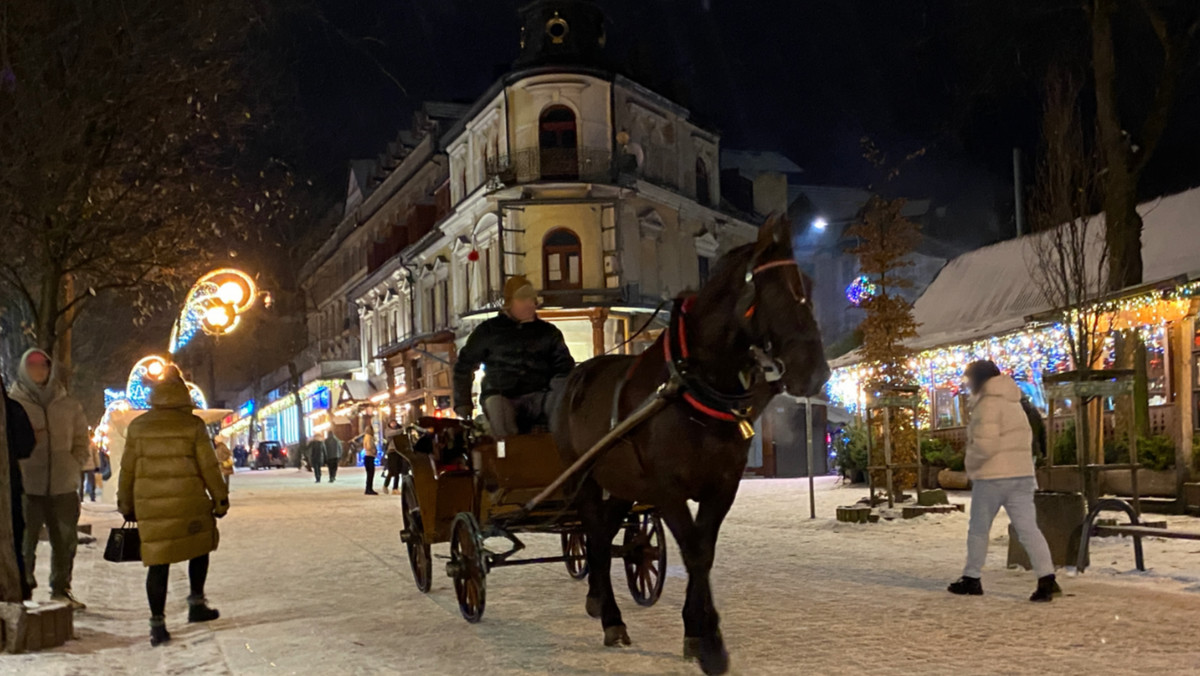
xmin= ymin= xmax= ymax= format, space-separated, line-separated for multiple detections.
xmin=660 ymin=257 xmax=808 ymax=436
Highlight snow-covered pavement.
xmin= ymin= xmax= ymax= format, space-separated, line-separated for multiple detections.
xmin=5 ymin=469 xmax=1200 ymax=675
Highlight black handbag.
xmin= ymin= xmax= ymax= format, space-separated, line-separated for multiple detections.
xmin=103 ymin=522 xmax=141 ymax=563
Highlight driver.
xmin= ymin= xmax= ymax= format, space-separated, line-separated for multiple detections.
xmin=453 ymin=275 xmax=574 ymax=438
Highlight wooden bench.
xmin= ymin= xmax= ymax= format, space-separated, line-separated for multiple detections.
xmin=1077 ymin=498 xmax=1200 ymax=573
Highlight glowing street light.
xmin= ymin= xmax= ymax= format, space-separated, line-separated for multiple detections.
xmin=170 ymin=268 xmax=261 ymax=353
xmin=812 ymin=217 xmax=828 ymax=232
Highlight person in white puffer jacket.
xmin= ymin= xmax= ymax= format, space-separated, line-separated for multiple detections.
xmin=948 ymin=360 xmax=1061 ymax=602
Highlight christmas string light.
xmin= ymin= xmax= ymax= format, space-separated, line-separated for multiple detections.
xmin=829 ymin=281 xmax=1199 ymax=413
xmin=845 ymin=275 xmax=878 ymax=306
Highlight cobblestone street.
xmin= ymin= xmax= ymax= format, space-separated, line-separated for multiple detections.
xmin=4 ymin=470 xmax=1200 ymax=675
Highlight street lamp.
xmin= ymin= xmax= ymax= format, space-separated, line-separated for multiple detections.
xmin=170 ymin=268 xmax=260 ymax=353
xmin=812 ymin=217 xmax=828 ymax=232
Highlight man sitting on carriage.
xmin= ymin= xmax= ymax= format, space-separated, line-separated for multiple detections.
xmin=452 ymin=275 xmax=575 ymax=438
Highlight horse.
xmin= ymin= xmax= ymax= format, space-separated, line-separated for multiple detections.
xmin=552 ymin=214 xmax=830 ymax=675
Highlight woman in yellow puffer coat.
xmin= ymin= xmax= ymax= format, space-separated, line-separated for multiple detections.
xmin=119 ymin=368 xmax=229 ymax=646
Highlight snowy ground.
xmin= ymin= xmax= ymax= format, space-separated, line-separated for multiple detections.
xmin=4 ymin=469 xmax=1200 ymax=675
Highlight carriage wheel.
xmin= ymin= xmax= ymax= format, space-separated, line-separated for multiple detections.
xmin=400 ymin=477 xmax=432 ymax=593
xmin=449 ymin=513 xmax=487 ymax=623
xmin=561 ymin=532 xmax=589 ymax=580
xmin=623 ymin=512 xmax=667 ymax=607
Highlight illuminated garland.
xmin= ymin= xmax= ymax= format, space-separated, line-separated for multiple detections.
xmin=828 ymin=281 xmax=1196 ymax=413
xmin=845 ymin=275 xmax=878 ymax=306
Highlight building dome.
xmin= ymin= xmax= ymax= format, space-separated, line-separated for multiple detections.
xmin=514 ymin=0 xmax=607 ymax=69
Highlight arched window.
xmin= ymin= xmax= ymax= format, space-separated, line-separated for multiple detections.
xmin=539 ymin=106 xmax=578 ymax=180
xmin=695 ymin=157 xmax=711 ymax=205
xmin=543 ymin=228 xmax=582 ymax=290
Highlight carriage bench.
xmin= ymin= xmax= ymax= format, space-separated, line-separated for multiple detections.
xmin=1076 ymin=498 xmax=1200 ymax=573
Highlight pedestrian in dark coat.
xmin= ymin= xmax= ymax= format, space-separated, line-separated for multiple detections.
xmin=323 ymin=432 xmax=342 ymax=484
xmin=3 ymin=374 xmax=36 ymax=601
xmin=308 ymin=435 xmax=326 ymax=483
xmin=1019 ymin=396 xmax=1047 ymax=461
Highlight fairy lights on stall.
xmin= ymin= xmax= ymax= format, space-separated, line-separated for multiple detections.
xmin=829 ymin=281 xmax=1200 ymax=413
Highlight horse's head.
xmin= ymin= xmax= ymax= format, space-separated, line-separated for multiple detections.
xmin=736 ymin=215 xmax=830 ymax=398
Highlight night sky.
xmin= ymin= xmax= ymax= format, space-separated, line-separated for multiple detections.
xmin=285 ymin=0 xmax=1200 ymax=229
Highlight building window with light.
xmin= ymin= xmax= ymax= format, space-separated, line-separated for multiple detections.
xmin=543 ymin=228 xmax=582 ymax=290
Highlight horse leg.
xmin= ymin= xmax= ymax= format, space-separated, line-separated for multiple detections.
xmin=661 ymin=489 xmax=736 ymax=676
xmin=578 ymin=479 xmax=632 ymax=646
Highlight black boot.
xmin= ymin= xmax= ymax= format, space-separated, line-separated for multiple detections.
xmin=1030 ymin=574 xmax=1061 ymax=602
xmin=947 ymin=576 xmax=983 ymax=596
xmin=188 ymin=595 xmax=221 ymax=623
xmin=150 ymin=616 xmax=171 ymax=647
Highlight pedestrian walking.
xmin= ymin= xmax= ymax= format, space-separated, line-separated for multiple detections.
xmin=10 ymin=348 xmax=90 ymax=609
xmin=119 ymin=368 xmax=228 ymax=646
xmin=361 ymin=427 xmax=378 ymax=495
xmin=79 ymin=440 xmax=100 ymax=502
xmin=323 ymin=431 xmax=342 ymax=484
xmin=3 ymin=373 xmax=36 ymax=601
xmin=384 ymin=429 xmax=403 ymax=495
xmin=948 ymin=360 xmax=1061 ymax=602
xmin=308 ymin=434 xmax=326 ymax=483
xmin=214 ymin=435 xmax=234 ymax=492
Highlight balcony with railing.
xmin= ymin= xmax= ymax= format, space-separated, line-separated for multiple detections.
xmin=487 ymin=147 xmax=614 ymax=185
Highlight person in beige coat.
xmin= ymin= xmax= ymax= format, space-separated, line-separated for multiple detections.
xmin=119 ymin=368 xmax=229 ymax=646
xmin=213 ymin=435 xmax=234 ymax=492
xmin=947 ymin=360 xmax=1059 ymax=602
xmin=9 ymin=348 xmax=90 ymax=609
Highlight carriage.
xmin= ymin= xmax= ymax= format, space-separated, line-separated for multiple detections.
xmin=393 ymin=417 xmax=668 ymax=622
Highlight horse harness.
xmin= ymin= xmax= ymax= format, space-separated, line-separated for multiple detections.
xmin=609 ymin=257 xmax=806 ymax=440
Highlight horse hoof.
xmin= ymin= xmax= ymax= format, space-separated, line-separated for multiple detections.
xmin=585 ymin=596 xmax=602 ymax=619
xmin=603 ymin=624 xmax=632 ymax=647
xmin=683 ymin=637 xmax=702 ymax=661
xmin=697 ymin=642 xmax=729 ymax=675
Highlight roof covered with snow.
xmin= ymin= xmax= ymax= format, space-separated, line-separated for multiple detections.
xmin=720 ymin=150 xmax=804 ymax=179
xmin=832 ymin=186 xmax=1200 ymax=366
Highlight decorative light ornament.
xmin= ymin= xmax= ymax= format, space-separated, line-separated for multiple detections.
xmin=846 ymin=275 xmax=878 ymax=306
xmin=170 ymin=268 xmax=258 ymax=352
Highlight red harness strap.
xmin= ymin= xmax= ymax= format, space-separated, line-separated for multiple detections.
xmin=662 ymin=296 xmax=740 ymax=423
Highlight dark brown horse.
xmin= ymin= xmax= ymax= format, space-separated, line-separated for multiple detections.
xmin=552 ymin=215 xmax=830 ymax=675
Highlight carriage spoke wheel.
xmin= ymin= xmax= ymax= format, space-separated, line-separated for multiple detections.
xmin=400 ymin=478 xmax=432 ymax=593
xmin=623 ymin=512 xmax=667 ymax=606
xmin=449 ymin=513 xmax=487 ymax=623
xmin=561 ymin=531 xmax=589 ymax=580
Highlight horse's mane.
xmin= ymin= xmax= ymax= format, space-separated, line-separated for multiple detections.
xmin=695 ymin=241 xmax=812 ymax=302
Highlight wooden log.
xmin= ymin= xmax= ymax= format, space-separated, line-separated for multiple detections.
xmin=836 ymin=506 xmax=873 ymax=523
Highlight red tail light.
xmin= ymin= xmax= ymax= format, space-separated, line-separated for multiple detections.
xmin=282 ymin=449 xmax=288 ymax=456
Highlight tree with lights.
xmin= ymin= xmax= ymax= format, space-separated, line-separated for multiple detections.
xmin=847 ymin=196 xmax=922 ymax=384
xmin=846 ymin=196 xmax=923 ymax=492
xmin=0 ymin=1 xmax=301 ymax=381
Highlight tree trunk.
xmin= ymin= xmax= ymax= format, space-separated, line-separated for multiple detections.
xmin=288 ymin=361 xmax=307 ymax=468
xmin=36 ymin=269 xmax=62 ymax=357
xmin=56 ymin=274 xmax=75 ymax=389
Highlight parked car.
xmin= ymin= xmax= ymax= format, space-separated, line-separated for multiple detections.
xmin=253 ymin=441 xmax=287 ymax=469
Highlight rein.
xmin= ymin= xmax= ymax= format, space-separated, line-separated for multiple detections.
xmin=612 ymin=257 xmax=804 ymax=438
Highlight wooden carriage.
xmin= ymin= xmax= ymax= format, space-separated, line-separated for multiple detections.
xmin=393 ymin=419 xmax=666 ymax=622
